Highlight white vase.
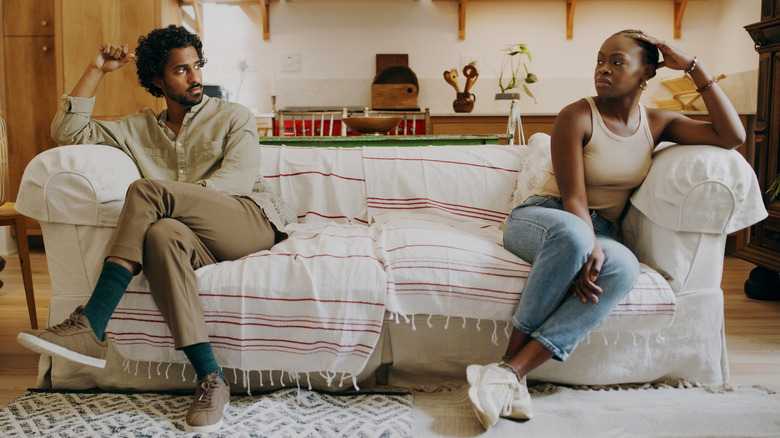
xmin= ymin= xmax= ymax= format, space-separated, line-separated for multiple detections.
xmin=494 ymin=92 xmax=520 ymax=114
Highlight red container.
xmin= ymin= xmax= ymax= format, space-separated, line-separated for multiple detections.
xmin=275 ymin=118 xmax=425 ymax=137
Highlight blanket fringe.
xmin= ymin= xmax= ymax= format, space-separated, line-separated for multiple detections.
xmin=115 ymin=359 xmax=371 ymax=394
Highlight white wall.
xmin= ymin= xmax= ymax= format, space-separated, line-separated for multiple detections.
xmin=199 ymin=0 xmax=761 ymax=115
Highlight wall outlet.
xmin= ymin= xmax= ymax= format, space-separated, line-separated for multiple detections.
xmin=281 ymin=53 xmax=301 ymax=72
xmin=238 ymin=57 xmax=262 ymax=71
xmin=460 ymin=53 xmax=479 ymax=69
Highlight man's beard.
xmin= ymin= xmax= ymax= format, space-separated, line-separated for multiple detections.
xmin=163 ymin=81 xmax=203 ymax=106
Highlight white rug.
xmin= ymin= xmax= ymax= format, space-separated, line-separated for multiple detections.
xmin=413 ymin=382 xmax=780 ymax=437
xmin=0 ymin=388 xmax=413 ymax=437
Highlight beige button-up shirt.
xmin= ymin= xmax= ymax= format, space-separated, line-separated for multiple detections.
xmin=51 ymin=94 xmax=295 ymax=231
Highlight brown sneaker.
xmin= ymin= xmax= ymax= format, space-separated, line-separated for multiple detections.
xmin=185 ymin=371 xmax=230 ymax=433
xmin=16 ymin=305 xmax=108 ymax=368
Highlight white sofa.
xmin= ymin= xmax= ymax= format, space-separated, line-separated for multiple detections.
xmin=15 ymin=134 xmax=766 ymax=393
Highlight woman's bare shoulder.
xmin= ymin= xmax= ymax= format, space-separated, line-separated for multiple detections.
xmin=554 ymin=98 xmax=592 ymax=130
xmin=559 ymin=98 xmax=591 ymax=117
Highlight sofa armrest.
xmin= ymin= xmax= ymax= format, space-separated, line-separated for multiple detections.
xmin=630 ymin=145 xmax=766 ymax=234
xmin=16 ymin=145 xmax=140 ymax=226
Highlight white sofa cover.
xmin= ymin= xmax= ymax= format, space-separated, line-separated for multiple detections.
xmin=15 ymin=137 xmax=766 ymax=392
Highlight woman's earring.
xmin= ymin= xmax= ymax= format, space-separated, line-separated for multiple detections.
xmin=639 ymin=79 xmax=648 ymax=90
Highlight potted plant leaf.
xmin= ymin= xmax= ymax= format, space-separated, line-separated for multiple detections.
xmin=495 ymin=43 xmax=538 ymax=104
xmin=767 ymin=172 xmax=780 ymax=202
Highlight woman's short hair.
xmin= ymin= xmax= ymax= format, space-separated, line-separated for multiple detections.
xmin=614 ymin=29 xmax=659 ymax=78
xmin=135 ymin=25 xmax=205 ymax=98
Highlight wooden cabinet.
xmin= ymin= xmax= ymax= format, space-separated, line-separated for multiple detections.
xmin=0 ymin=0 xmax=180 ymax=235
xmin=1 ymin=0 xmax=59 ymax=233
xmin=431 ymin=114 xmax=554 ymax=139
xmin=740 ymin=0 xmax=780 ymax=298
xmin=57 ymin=0 xmax=181 ymax=119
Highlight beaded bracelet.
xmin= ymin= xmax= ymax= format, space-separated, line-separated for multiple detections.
xmin=696 ymin=76 xmax=719 ymax=93
xmin=685 ymin=56 xmax=698 ymax=74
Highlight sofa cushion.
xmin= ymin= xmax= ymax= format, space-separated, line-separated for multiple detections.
xmin=374 ymin=211 xmax=675 ymax=335
xmin=258 ymin=145 xmax=368 ymax=224
xmin=363 ymin=145 xmax=523 ymax=226
xmin=506 ymin=132 xmax=554 ymax=213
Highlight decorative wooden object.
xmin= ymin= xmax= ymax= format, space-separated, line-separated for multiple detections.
xmin=652 ymin=73 xmax=726 ymax=111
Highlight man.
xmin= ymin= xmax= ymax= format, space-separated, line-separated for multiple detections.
xmin=17 ymin=25 xmax=293 ymax=433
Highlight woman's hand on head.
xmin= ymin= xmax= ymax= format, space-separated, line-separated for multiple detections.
xmin=634 ymin=32 xmax=695 ymax=72
xmin=573 ymin=241 xmax=604 ymax=303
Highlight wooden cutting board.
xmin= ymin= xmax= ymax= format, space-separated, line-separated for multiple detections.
xmin=376 ymin=54 xmax=408 ymax=74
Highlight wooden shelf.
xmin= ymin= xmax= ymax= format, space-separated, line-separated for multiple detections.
xmin=179 ymin=0 xmax=279 ymax=41
xmin=181 ymin=0 xmax=695 ymax=41
xmin=432 ymin=0 xmax=695 ymax=40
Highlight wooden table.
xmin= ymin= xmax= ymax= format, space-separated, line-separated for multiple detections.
xmin=258 ymin=134 xmax=513 ymax=147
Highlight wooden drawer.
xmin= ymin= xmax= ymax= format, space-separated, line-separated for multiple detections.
xmin=2 ymin=0 xmax=54 ymax=36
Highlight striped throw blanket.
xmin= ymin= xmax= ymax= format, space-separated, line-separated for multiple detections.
xmin=363 ymin=146 xmax=676 ymax=334
xmin=107 ymin=222 xmax=386 ymax=383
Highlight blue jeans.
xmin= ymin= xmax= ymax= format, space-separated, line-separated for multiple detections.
xmin=503 ymin=196 xmax=639 ymax=361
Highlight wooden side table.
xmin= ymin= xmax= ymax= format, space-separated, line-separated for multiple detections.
xmin=0 ymin=202 xmax=36 ymax=329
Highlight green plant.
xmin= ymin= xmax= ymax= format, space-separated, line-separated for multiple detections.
xmin=767 ymin=172 xmax=780 ymax=202
xmin=496 ymin=43 xmax=538 ymax=102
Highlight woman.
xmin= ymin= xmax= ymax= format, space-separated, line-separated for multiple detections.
xmin=467 ymin=30 xmax=745 ymax=430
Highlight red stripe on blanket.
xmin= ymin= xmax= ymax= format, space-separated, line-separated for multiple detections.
xmin=390 ymin=265 xmax=529 ymax=277
xmin=274 ymin=170 xmax=365 ymax=182
xmin=384 ymin=244 xmax=530 ymax=267
xmin=369 ymin=204 xmax=502 ymax=223
xmin=388 ymin=264 xmax=529 ymax=279
xmin=295 ymin=232 xmax=377 ymax=242
xmin=110 ymin=315 xmax=381 ymax=334
xmin=125 ymin=291 xmax=385 ymax=307
xmin=363 ymin=156 xmax=518 ymax=173
xmin=242 ymin=252 xmax=382 ymax=265
xmin=112 ymin=310 xmax=384 ymax=331
xmin=110 ymin=335 xmax=374 ymax=357
xmin=367 ymin=197 xmax=506 ymax=221
xmin=388 ymin=290 xmax=521 ymax=305
xmin=123 ymin=290 xmax=385 ymax=307
xmin=389 ymin=281 xmax=522 ymax=298
xmin=209 ymin=310 xmax=383 ymax=326
xmin=296 ymin=211 xmax=369 ymax=224
xmin=615 ymin=302 xmax=676 ymax=307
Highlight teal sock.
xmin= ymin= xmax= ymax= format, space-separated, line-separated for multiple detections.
xmin=81 ymin=261 xmax=133 ymax=341
xmin=183 ymin=342 xmax=224 ymax=381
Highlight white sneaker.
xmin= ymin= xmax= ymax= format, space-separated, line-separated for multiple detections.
xmin=466 ymin=363 xmax=532 ymax=429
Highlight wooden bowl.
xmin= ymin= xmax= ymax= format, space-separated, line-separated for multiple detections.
xmin=342 ymin=116 xmax=403 ymax=135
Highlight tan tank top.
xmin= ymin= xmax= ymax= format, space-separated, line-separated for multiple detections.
xmin=538 ymin=96 xmax=654 ymax=222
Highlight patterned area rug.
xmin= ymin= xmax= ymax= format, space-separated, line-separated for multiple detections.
xmin=0 ymin=388 xmax=413 ymax=437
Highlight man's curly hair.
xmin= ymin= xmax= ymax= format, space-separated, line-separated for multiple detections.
xmin=135 ymin=25 xmax=205 ymax=98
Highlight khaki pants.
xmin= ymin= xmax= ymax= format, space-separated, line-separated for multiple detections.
xmin=108 ymin=179 xmax=277 ymax=348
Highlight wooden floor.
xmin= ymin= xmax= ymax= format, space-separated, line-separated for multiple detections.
xmin=0 ymin=248 xmax=778 ymax=407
